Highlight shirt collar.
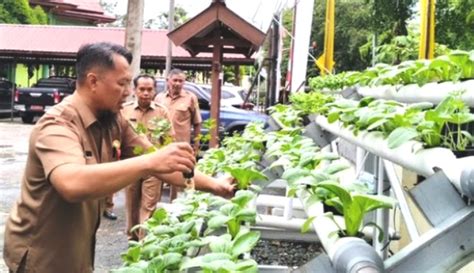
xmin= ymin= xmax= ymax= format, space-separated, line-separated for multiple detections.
xmin=133 ymin=100 xmax=156 ymax=111
xmin=166 ymin=89 xmax=184 ymax=99
xmin=69 ymin=93 xmax=97 ymax=129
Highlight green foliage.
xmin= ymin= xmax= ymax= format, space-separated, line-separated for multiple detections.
xmin=311 ymin=1 xmax=373 ymax=73
xmin=0 ymin=0 xmax=48 ymax=24
xmin=205 ymin=190 xmax=257 ymax=239
xmin=319 ymin=181 xmax=397 ymax=238
xmin=222 ymin=167 xmax=267 ymax=190
xmin=436 ymin=0 xmax=474 ymax=50
xmin=196 ymin=118 xmax=216 ymax=145
xmin=289 ymin=91 xmax=335 ymax=115
xmin=114 ymin=191 xmax=260 ymax=273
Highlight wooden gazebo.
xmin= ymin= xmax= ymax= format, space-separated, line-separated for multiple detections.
xmin=168 ymin=0 xmax=266 ymax=147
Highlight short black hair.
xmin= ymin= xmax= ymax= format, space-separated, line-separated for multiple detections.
xmin=133 ymin=74 xmax=156 ymax=88
xmin=167 ymin=68 xmax=185 ymax=78
xmin=76 ymin=42 xmax=133 ymax=85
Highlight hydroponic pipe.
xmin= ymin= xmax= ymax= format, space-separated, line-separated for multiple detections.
xmin=330 ymin=237 xmax=385 ymax=273
xmin=300 ymin=190 xmax=385 ymax=273
xmin=315 ymin=116 xmax=474 ymax=199
xmin=356 ymin=80 xmax=474 ymax=106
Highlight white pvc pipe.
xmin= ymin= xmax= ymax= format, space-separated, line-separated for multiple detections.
xmin=256 ymin=214 xmax=314 ymax=231
xmin=283 ymin=186 xmax=294 ymax=220
xmin=256 ymin=194 xmax=304 ymax=210
xmin=299 ymin=189 xmax=341 ymax=252
xmin=315 ymin=115 xmax=469 ymax=193
xmin=357 ymin=80 xmax=474 ymax=106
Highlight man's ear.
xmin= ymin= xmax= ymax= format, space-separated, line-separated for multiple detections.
xmin=86 ymin=73 xmax=99 ymax=91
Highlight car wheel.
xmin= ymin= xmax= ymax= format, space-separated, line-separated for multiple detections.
xmin=21 ymin=114 xmax=34 ymax=124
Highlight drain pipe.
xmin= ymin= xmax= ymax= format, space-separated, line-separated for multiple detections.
xmin=300 ymin=190 xmax=384 ymax=273
xmin=315 ymin=116 xmax=474 ymax=199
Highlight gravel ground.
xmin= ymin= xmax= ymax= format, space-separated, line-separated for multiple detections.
xmin=252 ymin=239 xmax=322 ymax=267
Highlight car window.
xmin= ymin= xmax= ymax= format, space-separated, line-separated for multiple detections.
xmin=202 ymin=86 xmax=237 ymax=100
xmin=221 ymin=90 xmax=236 ymax=99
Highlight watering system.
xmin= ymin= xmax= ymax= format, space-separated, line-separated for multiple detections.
xmin=299 ymin=190 xmax=385 ymax=273
xmin=315 ymin=115 xmax=474 ymax=199
xmin=357 ymin=80 xmax=474 ymax=106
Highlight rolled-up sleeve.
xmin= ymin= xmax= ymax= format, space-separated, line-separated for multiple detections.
xmin=35 ymin=122 xmax=85 ymax=180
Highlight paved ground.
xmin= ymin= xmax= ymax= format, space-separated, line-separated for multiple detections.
xmin=0 ymin=118 xmax=131 ymax=272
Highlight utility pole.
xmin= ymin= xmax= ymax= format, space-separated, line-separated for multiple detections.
xmin=124 ymin=0 xmax=145 ymax=79
xmin=165 ymin=0 xmax=175 ymax=77
xmin=266 ymin=14 xmax=280 ymax=108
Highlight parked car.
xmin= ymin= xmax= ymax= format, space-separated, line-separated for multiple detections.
xmin=0 ymin=78 xmax=14 ymax=115
xmin=14 ymin=76 xmax=76 ymax=123
xmin=155 ymin=79 xmax=268 ymax=137
xmin=199 ymin=84 xmax=255 ymax=110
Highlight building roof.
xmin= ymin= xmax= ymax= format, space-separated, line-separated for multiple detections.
xmin=0 ymin=24 xmax=256 ymax=69
xmin=30 ymin=0 xmax=116 ymax=24
xmin=168 ymin=1 xmax=266 ymax=58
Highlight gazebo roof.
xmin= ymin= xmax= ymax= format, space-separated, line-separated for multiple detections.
xmin=168 ymin=0 xmax=266 ymax=58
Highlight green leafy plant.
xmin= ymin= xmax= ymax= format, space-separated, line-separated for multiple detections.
xmin=180 ymin=230 xmax=260 ymax=273
xmin=222 ymin=166 xmax=267 ymax=191
xmin=196 ymin=118 xmax=217 ymax=146
xmin=205 ymin=190 xmax=257 ymax=239
xmin=303 ymin=182 xmax=397 ymax=240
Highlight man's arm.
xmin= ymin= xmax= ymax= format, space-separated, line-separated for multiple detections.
xmin=49 ymin=142 xmax=196 ymax=202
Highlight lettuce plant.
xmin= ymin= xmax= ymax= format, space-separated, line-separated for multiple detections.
xmin=303 ymin=182 xmax=397 ymax=240
xmin=180 ymin=230 xmax=260 ymax=273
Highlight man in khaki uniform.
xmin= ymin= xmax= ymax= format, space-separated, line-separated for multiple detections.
xmin=155 ymin=68 xmax=202 ymax=200
xmin=122 ymin=74 xmax=175 ymax=240
xmin=3 ymin=42 xmax=234 ymax=273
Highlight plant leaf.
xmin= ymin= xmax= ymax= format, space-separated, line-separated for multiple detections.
xmin=301 ymin=216 xmax=316 ymax=233
xmin=387 ymin=127 xmax=419 ymax=149
xmin=231 ymin=231 xmax=261 ymax=258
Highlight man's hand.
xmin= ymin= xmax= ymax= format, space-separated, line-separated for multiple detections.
xmin=148 ymin=142 xmax=195 ymax=174
xmin=211 ymin=175 xmax=236 ymax=199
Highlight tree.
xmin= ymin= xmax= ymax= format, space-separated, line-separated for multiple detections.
xmin=310 ymin=0 xmax=373 ymax=74
xmin=149 ymin=6 xmax=188 ymax=29
xmin=365 ymin=0 xmax=416 ymax=36
xmin=0 ymin=0 xmax=47 ymax=24
xmin=99 ymin=0 xmax=126 ymax=27
xmin=436 ymin=0 xmax=474 ymax=50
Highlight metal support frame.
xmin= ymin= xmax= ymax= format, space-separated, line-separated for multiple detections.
xmin=385 ymin=207 xmax=474 ymax=273
xmin=382 ymin=160 xmax=419 ymax=240
xmin=308 ymin=115 xmax=474 ymax=272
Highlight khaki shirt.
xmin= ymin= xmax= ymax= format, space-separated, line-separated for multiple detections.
xmin=121 ymin=100 xmax=175 ymax=145
xmin=155 ymin=90 xmax=202 ymax=143
xmin=3 ymin=94 xmax=150 ymax=273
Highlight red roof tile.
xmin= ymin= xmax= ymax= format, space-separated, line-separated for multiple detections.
xmin=0 ymin=24 xmax=243 ymax=59
xmin=30 ymin=0 xmax=115 ymax=23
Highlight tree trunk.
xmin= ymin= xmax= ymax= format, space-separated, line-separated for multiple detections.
xmin=124 ymin=0 xmax=145 ymax=79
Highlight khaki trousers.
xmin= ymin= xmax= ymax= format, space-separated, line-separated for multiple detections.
xmin=105 ymin=194 xmax=114 ymax=213
xmin=125 ymin=176 xmax=163 ymax=240
xmin=170 ymin=184 xmax=184 ymax=201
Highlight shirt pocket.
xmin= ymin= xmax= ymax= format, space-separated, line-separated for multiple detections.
xmin=174 ymin=105 xmax=190 ymax=123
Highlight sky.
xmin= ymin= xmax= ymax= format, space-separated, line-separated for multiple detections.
xmin=106 ymin=0 xmax=291 ymax=31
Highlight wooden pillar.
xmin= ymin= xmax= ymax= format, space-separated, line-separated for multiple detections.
xmin=234 ymin=65 xmax=241 ymax=85
xmin=209 ymin=43 xmax=223 ymax=148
